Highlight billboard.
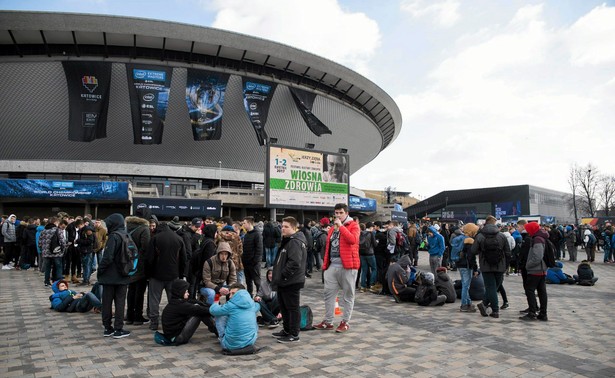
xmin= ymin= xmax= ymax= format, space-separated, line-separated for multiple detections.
xmin=0 ymin=179 xmax=129 ymax=201
xmin=133 ymin=198 xmax=221 ymax=218
xmin=185 ymin=69 xmax=229 ymax=140
xmin=494 ymin=201 xmax=522 ymax=218
xmin=266 ymin=145 xmax=349 ymax=210
xmin=349 ymin=196 xmax=377 ymax=212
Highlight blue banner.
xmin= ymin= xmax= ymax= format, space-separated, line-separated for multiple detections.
xmin=494 ymin=201 xmax=522 ymax=218
xmin=185 ymin=69 xmax=230 ymax=141
xmin=349 ymin=196 xmax=377 ymax=212
xmin=0 ymin=180 xmax=129 ymax=201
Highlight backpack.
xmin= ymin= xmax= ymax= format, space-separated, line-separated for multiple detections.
xmin=483 ymin=234 xmax=503 ymax=266
xmin=586 ymin=233 xmax=596 ymax=248
xmin=395 ymin=231 xmax=405 ymax=247
xmin=299 ymin=305 xmax=314 ymax=330
xmin=542 ymin=239 xmax=557 ymax=268
xmin=414 ymin=232 xmax=423 ymax=246
xmin=49 ymin=229 xmax=63 ymax=256
xmin=359 ymin=231 xmax=370 ymax=254
xmin=114 ymin=231 xmax=139 ymax=277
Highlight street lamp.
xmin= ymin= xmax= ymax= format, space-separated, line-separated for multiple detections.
xmin=218 ymin=161 xmax=222 ymax=188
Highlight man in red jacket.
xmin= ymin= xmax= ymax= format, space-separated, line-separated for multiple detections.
xmin=314 ymin=203 xmax=360 ymax=333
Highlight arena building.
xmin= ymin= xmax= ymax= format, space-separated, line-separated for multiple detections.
xmin=0 ymin=11 xmax=402 ymax=220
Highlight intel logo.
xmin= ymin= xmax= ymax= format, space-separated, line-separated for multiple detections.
xmin=246 ymin=82 xmax=256 ymax=91
xmin=143 ymin=93 xmax=155 ymax=101
xmin=134 ymin=70 xmax=147 ymax=79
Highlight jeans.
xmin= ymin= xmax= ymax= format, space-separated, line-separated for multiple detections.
xmin=81 ymin=253 xmax=93 ymax=283
xmin=359 ymin=255 xmax=377 ymax=288
xmin=604 ymin=246 xmax=612 ymax=262
xmin=237 ymin=270 xmax=245 ymax=285
xmin=92 ymin=251 xmax=102 ymax=271
xmin=215 ymin=315 xmax=229 ymax=349
xmin=258 ymin=297 xmax=279 ymax=322
xmin=265 ymin=246 xmax=278 ymax=268
xmin=459 ymin=268 xmax=472 ymax=305
xmin=200 ymin=287 xmax=218 ymax=305
xmin=524 ymin=274 xmax=548 ymax=315
xmin=482 ymin=272 xmax=504 ymax=313
xmin=278 ymin=286 xmax=301 ymax=337
xmin=76 ymin=291 xmax=103 ymax=312
xmin=44 ymin=257 xmax=63 ymax=285
xmin=429 ymin=255 xmax=442 ymax=275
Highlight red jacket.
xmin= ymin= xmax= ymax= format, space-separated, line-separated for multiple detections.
xmin=323 ymin=218 xmax=360 ymax=270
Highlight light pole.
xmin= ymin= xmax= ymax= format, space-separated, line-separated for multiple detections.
xmin=218 ymin=161 xmax=222 ymax=188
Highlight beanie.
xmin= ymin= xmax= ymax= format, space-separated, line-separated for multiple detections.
xmin=525 ymin=222 xmax=540 ymax=236
xmin=320 ymin=217 xmax=330 ymax=226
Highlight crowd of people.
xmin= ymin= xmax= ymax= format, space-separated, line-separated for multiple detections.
xmin=0 ymin=207 xmax=608 ymax=352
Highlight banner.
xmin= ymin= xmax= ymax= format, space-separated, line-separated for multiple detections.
xmin=126 ymin=64 xmax=173 ymax=144
xmin=62 ymin=61 xmax=112 ymax=142
xmin=133 ymin=197 xmax=221 ymax=217
xmin=391 ymin=211 xmax=408 ymax=224
xmin=185 ymin=69 xmax=229 ymax=141
xmin=242 ymin=78 xmax=277 ymax=146
xmin=494 ymin=201 xmax=522 ymax=218
xmin=0 ymin=179 xmax=128 ymax=201
xmin=289 ymin=87 xmax=332 ymax=136
xmin=349 ymin=196 xmax=377 ymax=212
xmin=267 ymin=145 xmax=349 ymax=209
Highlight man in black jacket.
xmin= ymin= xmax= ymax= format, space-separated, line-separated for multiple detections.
xmin=177 ymin=218 xmax=203 ymax=299
xmin=271 ymin=217 xmax=307 ymax=343
xmin=98 ymin=213 xmax=132 ymax=339
xmin=155 ymin=279 xmax=215 ymax=346
xmin=125 ymin=213 xmax=151 ymax=325
xmin=146 ymin=222 xmax=186 ymax=331
xmin=241 ymin=217 xmax=263 ymax=297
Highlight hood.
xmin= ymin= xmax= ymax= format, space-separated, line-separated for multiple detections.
xmin=423 ymin=272 xmax=435 ymax=285
xmin=125 ymin=216 xmax=149 ymax=230
xmin=216 ymin=241 xmax=233 ymax=257
xmin=170 ymin=279 xmax=189 ymax=299
xmin=534 ymin=229 xmax=550 ymax=240
xmin=454 ymin=228 xmax=463 ymax=236
xmin=289 ymin=230 xmax=307 ymax=244
xmin=51 ymin=280 xmax=69 ymax=293
xmin=104 ymin=213 xmax=125 ymax=233
xmin=428 ymin=226 xmax=439 ymax=235
xmin=436 ymin=269 xmax=450 ymax=281
xmin=481 ymin=224 xmax=500 ymax=236
xmin=156 ymin=222 xmax=172 ymax=233
xmin=203 ymin=224 xmax=217 ymax=239
xmin=135 ymin=207 xmax=152 ymax=221
xmin=83 ymin=225 xmax=95 ymax=233
xmin=584 ymin=229 xmax=591 ymax=236
xmin=266 ymin=269 xmax=273 ymax=283
xmin=555 ymin=261 xmax=564 ymax=269
xmin=8 ymin=214 xmax=16 ymax=223
xmin=168 ymin=216 xmax=182 ymax=231
xmin=579 ymin=260 xmax=591 ymax=269
xmin=228 ymin=289 xmax=254 ymax=309
xmin=397 ymin=255 xmax=411 ymax=269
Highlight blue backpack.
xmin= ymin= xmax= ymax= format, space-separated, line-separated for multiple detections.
xmin=115 ymin=231 xmax=139 ymax=277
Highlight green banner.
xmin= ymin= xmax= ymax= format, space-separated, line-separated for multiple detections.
xmin=269 ymin=178 xmax=347 ymax=194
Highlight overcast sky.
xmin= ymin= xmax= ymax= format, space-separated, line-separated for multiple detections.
xmin=3 ymin=0 xmax=614 ymax=199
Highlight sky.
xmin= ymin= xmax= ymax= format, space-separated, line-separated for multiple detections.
xmin=2 ymin=0 xmax=615 ymax=199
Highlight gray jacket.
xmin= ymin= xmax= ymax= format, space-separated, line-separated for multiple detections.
xmin=2 ymin=218 xmax=16 ymax=243
xmin=526 ymin=229 xmax=548 ymax=274
xmin=470 ymin=224 xmax=511 ymax=273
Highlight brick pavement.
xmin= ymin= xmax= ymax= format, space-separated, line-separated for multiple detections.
xmin=1 ymin=249 xmax=614 ymax=377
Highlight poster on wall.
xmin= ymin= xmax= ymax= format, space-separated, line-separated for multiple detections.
xmin=126 ymin=64 xmax=173 ymax=144
xmin=62 ymin=61 xmax=112 ymax=142
xmin=242 ymin=78 xmax=277 ymax=146
xmin=289 ymin=87 xmax=332 ymax=137
xmin=185 ymin=69 xmax=229 ymax=141
xmin=266 ymin=145 xmax=349 ymax=210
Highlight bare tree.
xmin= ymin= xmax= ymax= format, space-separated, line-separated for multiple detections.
xmin=598 ymin=175 xmax=615 ymax=216
xmin=575 ymin=163 xmax=599 ymax=217
xmin=568 ymin=164 xmax=579 ymax=224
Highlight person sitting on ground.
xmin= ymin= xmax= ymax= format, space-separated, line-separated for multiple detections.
xmin=254 ymin=269 xmax=280 ymax=328
xmin=200 ymin=242 xmax=237 ymax=305
xmin=546 ymin=261 xmax=575 ymax=284
xmin=154 ymin=279 xmax=216 ymax=346
xmin=435 ymin=267 xmax=456 ymax=303
xmin=574 ymin=260 xmax=598 ymax=286
xmin=49 ymin=279 xmax=102 ymax=313
xmin=414 ymin=272 xmax=446 ymax=306
xmin=209 ymin=283 xmax=260 ymax=354
xmin=387 ymin=255 xmax=417 ymax=303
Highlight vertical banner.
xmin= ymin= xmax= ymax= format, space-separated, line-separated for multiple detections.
xmin=242 ymin=78 xmax=277 ymax=146
xmin=62 ymin=61 xmax=112 ymax=142
xmin=185 ymin=69 xmax=229 ymax=141
xmin=289 ymin=87 xmax=332 ymax=136
xmin=126 ymin=64 xmax=173 ymax=144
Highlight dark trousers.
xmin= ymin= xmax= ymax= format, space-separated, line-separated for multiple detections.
xmin=70 ymin=247 xmax=81 ymax=276
xmin=3 ymin=242 xmax=17 ymax=265
xmin=482 ymin=272 xmax=504 ymax=313
xmin=44 ymin=257 xmax=63 ymax=285
xmin=102 ymin=284 xmax=128 ymax=331
xmin=126 ymin=278 xmax=148 ymax=321
xmin=498 ymin=284 xmax=508 ymax=304
xmin=278 ymin=286 xmax=301 ymax=337
xmin=63 ymin=246 xmax=73 ymax=275
xmin=259 ymin=297 xmax=280 ymax=322
xmin=306 ymin=248 xmax=314 ymax=273
xmin=243 ymin=263 xmax=261 ymax=296
xmin=376 ymin=253 xmax=390 ymax=288
xmin=174 ymin=315 xmax=214 ymax=345
xmin=524 ymin=274 xmax=547 ymax=315
xmin=412 ymin=246 xmax=419 ymax=266
xmin=398 ymin=286 xmax=416 ymax=302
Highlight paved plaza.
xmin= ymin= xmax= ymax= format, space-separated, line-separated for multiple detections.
xmin=1 ymin=249 xmax=614 ymax=378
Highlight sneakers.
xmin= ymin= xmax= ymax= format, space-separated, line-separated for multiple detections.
xmin=149 ymin=322 xmax=159 ymax=331
xmin=267 ymin=320 xmax=279 ymax=329
xmin=500 ymin=302 xmax=509 ymax=310
xmin=113 ymin=329 xmax=131 ymax=339
xmin=477 ymin=302 xmax=488 ymax=317
xmin=519 ymin=313 xmax=537 ymax=321
xmin=154 ymin=331 xmax=175 ymax=346
xmin=537 ymin=313 xmax=548 ymax=321
xmin=489 ymin=312 xmax=500 ymax=319
xmin=392 ymin=293 xmax=402 ymax=303
xmin=314 ymin=321 xmax=334 ymax=330
xmin=359 ymin=287 xmax=366 ymax=293
xmin=272 ymin=329 xmax=289 ymax=338
xmin=335 ymin=321 xmax=349 ymax=333
xmin=2 ymin=265 xmax=13 ymax=270
xmin=519 ymin=308 xmax=530 ymax=314
xmin=133 ymin=317 xmax=150 ymax=326
xmin=460 ymin=304 xmax=477 ymax=312
xmin=277 ymin=335 xmax=300 ymax=343
xmin=103 ymin=328 xmax=114 ymax=337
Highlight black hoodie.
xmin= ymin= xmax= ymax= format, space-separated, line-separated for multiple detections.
xmin=146 ymin=222 xmax=186 ymax=281
xmin=98 ymin=213 xmax=130 ymax=285
xmin=272 ymin=231 xmax=307 ymax=289
xmin=161 ymin=279 xmax=212 ymax=339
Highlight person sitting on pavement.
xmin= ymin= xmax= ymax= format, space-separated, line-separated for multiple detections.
xmin=209 ymin=283 xmax=260 ymax=354
xmin=574 ymin=260 xmax=598 ymax=286
xmin=387 ymin=255 xmax=416 ymax=303
xmin=414 ymin=272 xmax=446 ymax=306
xmin=546 ymin=261 xmax=575 ymax=284
xmin=200 ymin=242 xmax=237 ymax=305
xmin=435 ymin=267 xmax=456 ymax=303
xmin=255 ymin=269 xmax=280 ymax=328
xmin=154 ymin=279 xmax=216 ymax=346
xmin=49 ymin=279 xmax=102 ymax=313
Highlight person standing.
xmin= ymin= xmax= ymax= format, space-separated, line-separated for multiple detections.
xmin=124 ymin=213 xmax=151 ymax=325
xmin=98 ymin=213 xmax=131 ymax=339
xmin=426 ymin=225 xmax=445 ymax=275
xmin=314 ymin=203 xmax=360 ymax=333
xmin=2 ymin=214 xmax=17 ymax=269
xmin=241 ymin=216 xmax=263 ymax=296
xmin=519 ymin=222 xmax=549 ymax=321
xmin=565 ymin=225 xmax=577 ymax=262
xmin=262 ymin=221 xmax=281 ymax=269
xmin=271 ymin=217 xmax=307 ymax=343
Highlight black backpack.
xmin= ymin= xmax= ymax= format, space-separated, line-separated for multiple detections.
xmin=359 ymin=231 xmax=370 ymax=254
xmin=483 ymin=234 xmax=503 ymax=266
xmin=543 ymin=239 xmax=557 ymax=268
xmin=114 ymin=232 xmax=139 ymax=277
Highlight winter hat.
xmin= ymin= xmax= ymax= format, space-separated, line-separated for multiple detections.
xmin=565 ymin=225 xmax=572 ymax=232
xmin=432 ymin=224 xmax=440 ymax=231
xmin=168 ymin=216 xmax=182 ymax=231
xmin=423 ymin=272 xmax=435 ymax=284
xmin=320 ymin=217 xmax=330 ymax=226
xmin=191 ymin=218 xmax=203 ymax=227
xmin=436 ymin=267 xmax=447 ymax=273
xmin=525 ymin=222 xmax=540 ymax=236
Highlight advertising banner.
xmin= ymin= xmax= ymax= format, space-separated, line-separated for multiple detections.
xmin=289 ymin=87 xmax=332 ymax=136
xmin=242 ymin=78 xmax=277 ymax=146
xmin=126 ymin=64 xmax=173 ymax=144
xmin=185 ymin=69 xmax=229 ymax=141
xmin=391 ymin=211 xmax=408 ymax=224
xmin=349 ymin=196 xmax=377 ymax=212
xmin=62 ymin=61 xmax=112 ymax=142
xmin=0 ymin=179 xmax=129 ymax=201
xmin=494 ymin=201 xmax=522 ymax=218
xmin=267 ymin=145 xmax=349 ymax=209
xmin=133 ymin=197 xmax=221 ymax=217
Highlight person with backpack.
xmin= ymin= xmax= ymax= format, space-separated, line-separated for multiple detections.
xmin=124 ymin=214 xmax=151 ymax=325
xmin=426 ymin=225 xmax=445 ymax=276
xmin=519 ymin=222 xmax=549 ymax=322
xmin=313 ymin=218 xmax=330 ymax=273
xmin=470 ymin=216 xmax=511 ymax=319
xmin=39 ymin=217 xmax=68 ymax=286
xmin=98 ymin=213 xmax=132 ymax=339
xmin=583 ymin=229 xmax=597 ymax=262
xmin=458 ymin=223 xmax=479 ymax=312
xmin=414 ymin=272 xmax=446 ymax=306
xmin=358 ymin=223 xmax=377 ymax=293
xmin=386 ymin=254 xmax=416 ymax=303
xmin=407 ymin=224 xmax=422 ymax=267
xmin=565 ymin=225 xmax=577 ymax=262
xmin=200 ymin=242 xmax=237 ymax=305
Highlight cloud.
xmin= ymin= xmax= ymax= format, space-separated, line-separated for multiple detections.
xmin=208 ymin=0 xmax=381 ymax=74
xmin=400 ymin=0 xmax=460 ymax=27
xmin=566 ymin=4 xmax=615 ymax=66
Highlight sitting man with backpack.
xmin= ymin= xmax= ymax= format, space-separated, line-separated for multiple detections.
xmin=386 ymin=255 xmax=417 ymax=303
xmin=414 ymin=272 xmax=446 ymax=306
xmin=200 ymin=242 xmax=237 ymax=305
xmin=574 ymin=260 xmax=598 ymax=286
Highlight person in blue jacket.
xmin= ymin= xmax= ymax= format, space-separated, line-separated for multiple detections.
xmin=49 ymin=279 xmax=102 ymax=313
xmin=546 ymin=261 xmax=575 ymax=284
xmin=209 ymin=283 xmax=260 ymax=353
xmin=426 ymin=225 xmax=445 ymax=275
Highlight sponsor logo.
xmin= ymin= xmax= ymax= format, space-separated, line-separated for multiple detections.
xmin=136 ymin=203 xmax=147 ymax=209
xmin=142 ymin=120 xmax=152 ymax=125
xmin=143 ymin=93 xmax=155 ymax=102
xmin=249 ymin=102 xmax=258 ymax=111
xmin=134 ymin=70 xmax=147 ymax=79
xmin=141 ymin=104 xmax=154 ymax=109
xmin=82 ymin=76 xmax=98 ymax=93
xmin=246 ymin=82 xmax=256 ymax=91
